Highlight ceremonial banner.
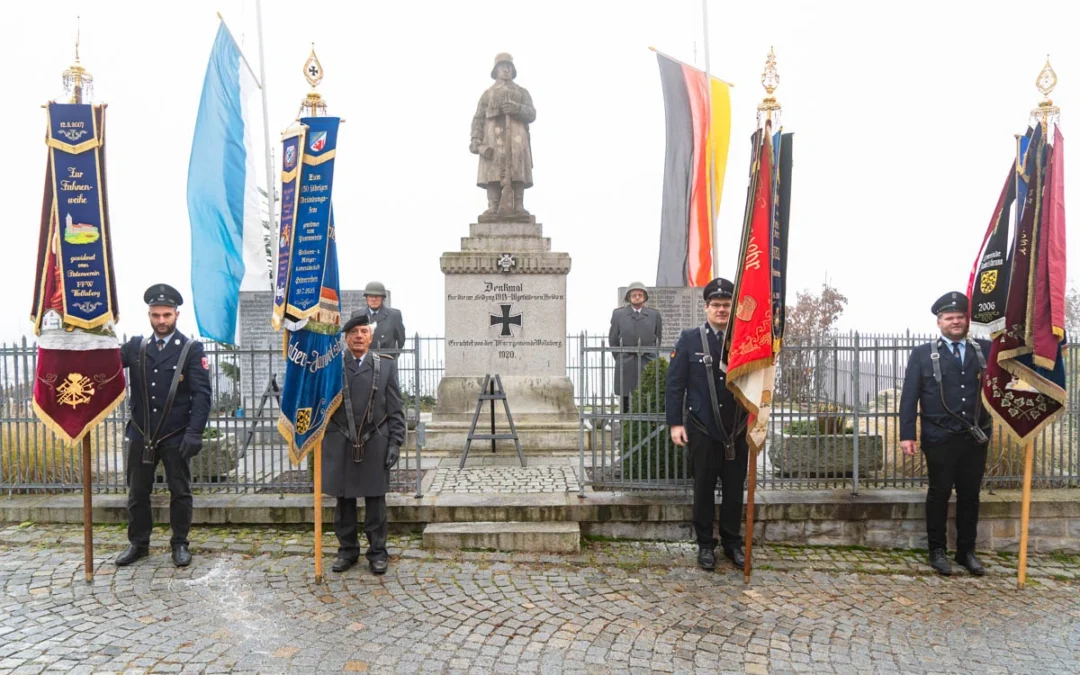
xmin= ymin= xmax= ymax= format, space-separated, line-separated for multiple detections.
xmin=187 ymin=22 xmax=266 ymax=345
xmin=30 ymin=104 xmax=125 ymax=443
xmin=969 ymin=126 xmax=1038 ymax=331
xmin=271 ymin=129 xmax=304 ymax=330
xmin=726 ymin=130 xmax=773 ymax=450
xmin=655 ymin=51 xmax=732 ymax=287
xmin=982 ymin=127 xmax=1068 ymax=442
xmin=276 ymin=116 xmax=344 ymax=463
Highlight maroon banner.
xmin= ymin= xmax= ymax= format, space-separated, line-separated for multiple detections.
xmin=33 ymin=347 xmax=125 ymax=443
xmin=982 ymin=128 xmax=1067 ymax=443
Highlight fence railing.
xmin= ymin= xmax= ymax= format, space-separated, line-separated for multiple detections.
xmin=1 ymin=336 xmax=431 ymax=496
xmin=575 ymin=335 xmax=1080 ymax=493
xmin=3 ymin=332 xmax=1077 ymax=494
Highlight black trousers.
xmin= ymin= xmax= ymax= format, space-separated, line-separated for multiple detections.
xmin=922 ymin=438 xmax=988 ymax=553
xmin=125 ymin=440 xmax=192 ymax=548
xmin=334 ymin=496 xmax=388 ymax=563
xmin=689 ymin=424 xmax=749 ymax=550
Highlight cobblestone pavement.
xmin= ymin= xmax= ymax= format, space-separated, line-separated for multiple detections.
xmin=428 ymin=465 xmax=580 ymax=494
xmin=3 ymin=524 xmax=1080 ymax=674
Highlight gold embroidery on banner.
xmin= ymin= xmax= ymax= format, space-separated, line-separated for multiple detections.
xmin=731 ymin=316 xmax=773 ymax=359
xmin=735 ymin=296 xmax=757 ymax=321
xmin=979 ymin=269 xmax=998 ymax=294
xmin=56 ymin=372 xmax=95 ymax=408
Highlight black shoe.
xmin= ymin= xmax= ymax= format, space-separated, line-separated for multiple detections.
xmin=929 ymin=548 xmax=952 ymax=576
xmin=723 ymin=545 xmax=746 ymax=569
xmin=697 ymin=547 xmax=716 ymax=571
xmin=332 ymin=557 xmax=357 ymax=573
xmin=954 ymin=551 xmax=987 ymax=576
xmin=115 ymin=545 xmax=148 ymax=566
xmin=171 ymin=545 xmax=192 ymax=567
xmin=369 ymin=559 xmax=388 ymax=575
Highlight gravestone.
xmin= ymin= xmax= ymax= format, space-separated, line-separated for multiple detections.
xmin=614 ymin=286 xmax=703 ymax=346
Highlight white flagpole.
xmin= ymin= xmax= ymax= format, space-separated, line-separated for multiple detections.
xmin=256 ymin=0 xmax=277 ymax=288
xmin=701 ymin=0 xmax=719 ymax=279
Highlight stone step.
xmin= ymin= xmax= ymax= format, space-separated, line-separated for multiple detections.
xmin=423 ymin=521 xmax=580 ymax=553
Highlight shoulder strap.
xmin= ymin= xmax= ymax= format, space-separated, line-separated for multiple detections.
xmin=342 ymin=353 xmax=357 ymax=445
xmin=699 ymin=326 xmax=735 ymax=460
xmin=967 ymin=338 xmax=987 ymax=370
xmin=136 ymin=337 xmax=152 ymax=438
xmin=148 ymin=338 xmax=197 ymax=446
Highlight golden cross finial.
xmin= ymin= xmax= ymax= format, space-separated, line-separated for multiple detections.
xmin=757 ymin=46 xmax=781 ymax=116
xmin=299 ymin=44 xmax=327 ymax=118
xmin=74 ymin=16 xmax=81 ymax=63
xmin=303 ymin=44 xmax=324 ymax=89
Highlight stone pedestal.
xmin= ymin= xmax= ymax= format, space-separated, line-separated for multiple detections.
xmin=425 ymin=219 xmax=582 ymax=452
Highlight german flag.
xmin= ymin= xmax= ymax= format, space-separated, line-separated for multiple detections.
xmin=655 ymin=51 xmax=731 ymax=287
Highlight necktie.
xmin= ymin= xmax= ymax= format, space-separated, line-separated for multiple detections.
xmin=157 ymin=338 xmax=165 ymax=351
xmin=951 ymin=342 xmax=961 ymax=361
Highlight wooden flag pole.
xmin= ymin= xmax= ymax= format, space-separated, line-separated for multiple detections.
xmin=1017 ymin=441 xmax=1035 ymax=589
xmin=314 ymin=441 xmax=324 ymax=584
xmin=743 ymin=448 xmax=758 ymax=584
xmin=81 ymin=436 xmax=94 ymax=583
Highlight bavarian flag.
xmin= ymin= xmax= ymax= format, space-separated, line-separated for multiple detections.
xmin=655 ymin=51 xmax=732 ymax=288
xmin=30 ymin=103 xmax=125 ymax=443
xmin=725 ymin=125 xmax=793 ymax=453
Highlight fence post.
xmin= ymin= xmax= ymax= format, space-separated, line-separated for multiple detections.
xmin=852 ymin=332 xmax=861 ymax=496
xmin=578 ymin=331 xmax=586 ymax=497
xmin=413 ymin=333 xmax=423 ymax=499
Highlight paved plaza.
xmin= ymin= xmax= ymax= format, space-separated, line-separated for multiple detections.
xmin=2 ymin=523 xmax=1080 ymax=674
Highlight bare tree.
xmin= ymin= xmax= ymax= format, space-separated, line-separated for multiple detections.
xmin=776 ymin=283 xmax=849 ymax=405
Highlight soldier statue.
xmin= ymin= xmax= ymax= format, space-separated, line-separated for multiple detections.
xmin=470 ymin=53 xmax=535 ymax=221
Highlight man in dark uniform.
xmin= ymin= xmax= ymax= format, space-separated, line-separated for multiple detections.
xmin=115 ymin=284 xmax=212 ymax=568
xmin=666 ymin=278 xmax=749 ymax=571
xmin=900 ymin=292 xmax=992 ymax=576
xmin=364 ymin=281 xmax=406 ymax=352
xmin=323 ymin=311 xmax=407 ymax=574
xmin=609 ymin=282 xmax=663 ymax=413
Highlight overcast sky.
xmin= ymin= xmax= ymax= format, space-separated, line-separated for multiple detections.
xmin=1 ymin=0 xmax=1076 ymax=344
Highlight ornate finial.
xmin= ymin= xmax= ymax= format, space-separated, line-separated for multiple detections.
xmin=299 ymin=43 xmax=327 ymax=117
xmin=757 ymin=47 xmax=781 ymax=119
xmin=1032 ymin=55 xmax=1060 ymax=131
xmin=62 ymin=16 xmax=93 ymax=104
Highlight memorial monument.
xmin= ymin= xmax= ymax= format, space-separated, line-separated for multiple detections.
xmin=424 ymin=53 xmax=580 ymax=452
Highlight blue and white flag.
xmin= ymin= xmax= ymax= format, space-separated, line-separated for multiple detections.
xmin=187 ymin=22 xmax=266 ymax=344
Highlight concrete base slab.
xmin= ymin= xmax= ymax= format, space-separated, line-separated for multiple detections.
xmin=424 ymin=520 xmax=580 ymax=553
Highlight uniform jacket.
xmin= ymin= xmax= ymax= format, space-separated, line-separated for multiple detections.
xmin=367 ymin=306 xmax=406 ymax=351
xmin=665 ymin=325 xmax=743 ymax=441
xmin=609 ymin=305 xmax=663 ymax=396
xmin=120 ymin=331 xmax=212 ymax=447
xmin=321 ymin=351 xmax=407 ymax=498
xmin=900 ymin=337 xmax=992 ymax=447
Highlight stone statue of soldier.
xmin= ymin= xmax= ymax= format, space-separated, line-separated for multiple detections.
xmin=470 ymin=53 xmax=535 ymax=221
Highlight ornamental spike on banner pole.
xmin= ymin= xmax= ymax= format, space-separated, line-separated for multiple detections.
xmin=275 ymin=45 xmax=345 ymax=585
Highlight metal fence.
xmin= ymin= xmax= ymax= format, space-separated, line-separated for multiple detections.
xmin=576 ymin=334 xmax=1080 ymax=493
xmin=3 ymin=332 xmax=1078 ymax=494
xmin=0 ymin=336 xmax=433 ymax=496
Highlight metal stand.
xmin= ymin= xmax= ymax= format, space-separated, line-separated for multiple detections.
xmin=239 ymin=374 xmax=281 ymax=459
xmin=460 ymin=374 xmax=525 ymax=468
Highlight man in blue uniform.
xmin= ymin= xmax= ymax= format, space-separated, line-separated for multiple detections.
xmin=666 ymin=278 xmax=749 ymax=571
xmin=900 ymin=292 xmax=992 ymax=576
xmin=115 ymin=284 xmax=212 ymax=568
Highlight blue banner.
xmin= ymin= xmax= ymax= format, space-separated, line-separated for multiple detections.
xmin=285 ymin=117 xmax=340 ymax=322
xmin=278 ymin=329 xmax=344 ymax=463
xmin=276 ymin=117 xmax=344 ymax=464
xmin=272 ymin=130 xmax=304 ymax=330
xmin=44 ymin=103 xmax=115 ymax=330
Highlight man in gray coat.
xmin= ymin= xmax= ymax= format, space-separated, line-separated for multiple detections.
xmin=609 ymin=282 xmax=663 ymax=412
xmin=364 ymin=281 xmax=406 ymax=352
xmin=323 ymin=311 xmax=406 ymax=575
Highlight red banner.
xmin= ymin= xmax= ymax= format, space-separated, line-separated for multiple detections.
xmin=727 ymin=132 xmax=775 ymax=450
xmin=33 ymin=347 xmax=126 ymax=443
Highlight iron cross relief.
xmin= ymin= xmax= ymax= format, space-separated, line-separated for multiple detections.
xmin=490 ymin=304 xmax=522 ymax=337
